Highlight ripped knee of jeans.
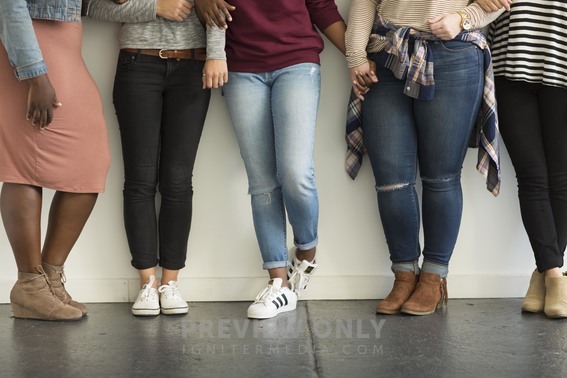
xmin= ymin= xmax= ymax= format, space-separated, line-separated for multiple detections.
xmin=421 ymin=174 xmax=460 ymax=191
xmin=250 ymin=186 xmax=280 ymax=205
xmin=376 ymin=182 xmax=410 ymax=192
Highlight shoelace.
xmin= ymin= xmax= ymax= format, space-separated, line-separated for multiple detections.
xmin=289 ymin=259 xmax=315 ymax=292
xmin=158 ymin=282 xmax=181 ymax=299
xmin=254 ymin=284 xmax=279 ymax=304
xmin=139 ymin=276 xmax=157 ymax=301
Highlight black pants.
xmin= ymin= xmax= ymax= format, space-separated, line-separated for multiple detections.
xmin=496 ymin=77 xmax=567 ymax=271
xmin=113 ymin=50 xmax=210 ymax=270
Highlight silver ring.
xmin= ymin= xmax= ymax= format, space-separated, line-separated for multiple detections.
xmin=202 ymin=73 xmax=206 ymax=77
xmin=219 ymin=81 xmax=224 ymax=86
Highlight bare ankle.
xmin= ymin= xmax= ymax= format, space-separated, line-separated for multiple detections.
xmin=545 ymin=268 xmax=563 ymax=278
xmin=295 ymin=247 xmax=316 ymax=263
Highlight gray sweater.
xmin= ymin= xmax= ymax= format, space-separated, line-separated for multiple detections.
xmin=87 ymin=0 xmax=225 ymax=60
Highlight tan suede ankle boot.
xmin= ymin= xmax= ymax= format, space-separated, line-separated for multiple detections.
xmin=544 ymin=275 xmax=567 ymax=319
xmin=521 ymin=269 xmax=545 ymax=313
xmin=42 ymin=262 xmax=87 ymax=316
xmin=10 ymin=266 xmax=83 ymax=321
xmin=400 ymin=271 xmax=447 ymax=316
xmin=376 ymin=271 xmax=418 ymax=314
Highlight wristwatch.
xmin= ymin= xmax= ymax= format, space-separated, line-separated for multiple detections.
xmin=457 ymin=11 xmax=473 ymax=31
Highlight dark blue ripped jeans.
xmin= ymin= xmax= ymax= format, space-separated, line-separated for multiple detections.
xmin=362 ymin=40 xmax=484 ymax=278
xmin=113 ymin=50 xmax=210 ymax=270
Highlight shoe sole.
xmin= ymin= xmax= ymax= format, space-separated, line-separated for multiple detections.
xmin=375 ymin=309 xmax=400 ymax=315
xmin=247 ymin=303 xmax=297 ymax=320
xmin=132 ymin=308 xmax=160 ymax=316
xmin=400 ymin=308 xmax=436 ymax=316
xmin=161 ymin=307 xmax=189 ymax=315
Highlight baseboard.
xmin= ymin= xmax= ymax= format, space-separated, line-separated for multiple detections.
xmin=0 ymin=274 xmax=528 ymax=304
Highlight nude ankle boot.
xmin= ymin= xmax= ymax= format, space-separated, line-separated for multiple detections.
xmin=42 ymin=262 xmax=87 ymax=316
xmin=521 ymin=269 xmax=545 ymax=313
xmin=10 ymin=266 xmax=83 ymax=321
xmin=376 ymin=271 xmax=418 ymax=314
xmin=544 ymin=275 xmax=567 ymax=319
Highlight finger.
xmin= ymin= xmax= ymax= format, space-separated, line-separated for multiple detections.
xmin=46 ymin=108 xmax=54 ymax=126
xmin=211 ymin=8 xmax=228 ymax=29
xmin=368 ymin=71 xmax=379 ymax=83
xmin=39 ymin=109 xmax=48 ymax=128
xmin=221 ymin=7 xmax=232 ymax=22
xmin=352 ymin=85 xmax=365 ymax=101
xmin=53 ymin=94 xmax=62 ymax=107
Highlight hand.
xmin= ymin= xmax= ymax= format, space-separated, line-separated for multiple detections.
xmin=202 ymin=60 xmax=228 ymax=89
xmin=477 ymin=0 xmax=512 ymax=12
xmin=156 ymin=0 xmax=192 ymax=22
xmin=194 ymin=0 xmax=235 ymax=29
xmin=349 ymin=61 xmax=378 ymax=101
xmin=429 ymin=13 xmax=462 ymax=40
xmin=26 ymin=74 xmax=62 ymax=128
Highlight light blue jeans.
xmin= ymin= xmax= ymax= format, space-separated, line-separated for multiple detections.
xmin=223 ymin=63 xmax=320 ymax=270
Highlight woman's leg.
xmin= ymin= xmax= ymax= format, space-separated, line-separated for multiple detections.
xmin=42 ymin=191 xmax=98 ymax=264
xmin=1 ymin=184 xmax=84 ymax=320
xmin=271 ymin=63 xmax=320 ymax=255
xmin=113 ymin=51 xmax=164 ymax=315
xmin=224 ymin=71 xmax=297 ymax=319
xmin=362 ymin=65 xmax=421 ymax=274
xmin=113 ymin=51 xmax=164 ymax=278
xmin=158 ymin=59 xmax=209 ymax=274
xmin=413 ymin=40 xmax=483 ymax=278
xmin=496 ymin=78 xmax=565 ymax=272
xmin=1 ymin=183 xmax=43 ymax=272
xmin=223 ymin=71 xmax=289 ymax=280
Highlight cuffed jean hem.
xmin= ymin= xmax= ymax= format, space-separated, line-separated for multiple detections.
xmin=131 ymin=259 xmax=159 ymax=271
xmin=159 ymin=261 xmax=186 ymax=271
xmin=421 ymin=260 xmax=449 ymax=278
xmin=392 ymin=261 xmax=420 ymax=275
xmin=263 ymin=260 xmax=291 ymax=270
xmin=296 ymin=237 xmax=318 ymax=251
xmin=536 ymin=258 xmax=564 ymax=273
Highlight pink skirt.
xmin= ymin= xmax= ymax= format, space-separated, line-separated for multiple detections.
xmin=0 ymin=20 xmax=110 ymax=193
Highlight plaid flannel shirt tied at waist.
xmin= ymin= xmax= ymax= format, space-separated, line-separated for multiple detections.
xmin=345 ymin=15 xmax=501 ymax=196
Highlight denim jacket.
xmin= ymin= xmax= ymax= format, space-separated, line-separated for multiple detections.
xmin=0 ymin=0 xmax=82 ymax=80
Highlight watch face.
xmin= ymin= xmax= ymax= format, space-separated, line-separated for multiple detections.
xmin=463 ymin=19 xmax=472 ymax=30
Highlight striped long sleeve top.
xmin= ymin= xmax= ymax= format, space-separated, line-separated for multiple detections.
xmin=346 ymin=0 xmax=501 ymax=68
xmin=489 ymin=0 xmax=567 ymax=88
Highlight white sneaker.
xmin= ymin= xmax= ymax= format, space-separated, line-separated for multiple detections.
xmin=247 ymin=278 xmax=297 ymax=319
xmin=158 ymin=280 xmax=189 ymax=315
xmin=132 ymin=275 xmax=160 ymax=316
xmin=287 ymin=256 xmax=318 ymax=298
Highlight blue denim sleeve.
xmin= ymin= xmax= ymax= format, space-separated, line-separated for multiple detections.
xmin=0 ymin=0 xmax=48 ymax=80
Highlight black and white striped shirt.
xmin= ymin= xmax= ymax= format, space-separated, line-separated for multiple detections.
xmin=489 ymin=0 xmax=567 ymax=88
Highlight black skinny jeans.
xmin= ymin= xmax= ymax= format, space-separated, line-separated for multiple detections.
xmin=113 ymin=51 xmax=210 ymax=270
xmin=496 ymin=77 xmax=567 ymax=271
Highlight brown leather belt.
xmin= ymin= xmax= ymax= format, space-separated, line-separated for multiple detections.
xmin=121 ymin=48 xmax=207 ymax=61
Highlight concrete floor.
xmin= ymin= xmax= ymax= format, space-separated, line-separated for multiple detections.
xmin=0 ymin=299 xmax=566 ymax=377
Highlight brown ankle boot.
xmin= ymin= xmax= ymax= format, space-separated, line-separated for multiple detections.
xmin=10 ymin=266 xmax=83 ymax=321
xmin=42 ymin=262 xmax=87 ymax=316
xmin=400 ymin=271 xmax=447 ymax=316
xmin=521 ymin=269 xmax=545 ymax=313
xmin=544 ymin=275 xmax=567 ymax=319
xmin=376 ymin=271 xmax=418 ymax=314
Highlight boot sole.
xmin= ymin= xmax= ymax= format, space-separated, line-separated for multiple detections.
xmin=12 ymin=303 xmax=83 ymax=321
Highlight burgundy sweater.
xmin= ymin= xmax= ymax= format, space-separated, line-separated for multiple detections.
xmin=226 ymin=0 xmax=344 ymax=72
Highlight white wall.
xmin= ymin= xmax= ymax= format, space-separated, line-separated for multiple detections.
xmin=0 ymin=2 xmax=534 ymax=303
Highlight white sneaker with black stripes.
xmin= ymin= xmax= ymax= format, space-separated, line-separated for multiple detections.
xmin=247 ymin=278 xmax=297 ymax=319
